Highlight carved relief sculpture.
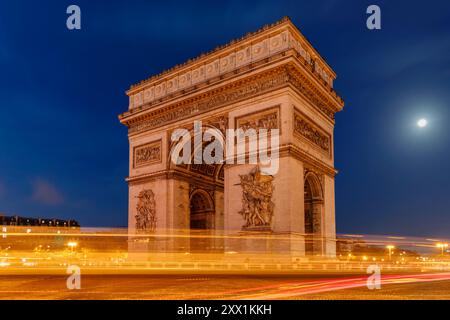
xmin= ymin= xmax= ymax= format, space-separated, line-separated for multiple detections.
xmin=293 ymin=112 xmax=330 ymax=154
xmin=238 ymin=166 xmax=274 ymax=230
xmin=135 ymin=189 xmax=157 ymax=232
xmin=237 ymin=108 xmax=279 ymax=131
xmin=133 ymin=140 xmax=162 ymax=168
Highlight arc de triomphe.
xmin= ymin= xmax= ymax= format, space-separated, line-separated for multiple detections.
xmin=119 ymin=17 xmax=344 ymax=257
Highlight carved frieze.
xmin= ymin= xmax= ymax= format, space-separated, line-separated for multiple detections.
xmin=239 ymin=166 xmax=274 ymax=230
xmin=288 ymin=67 xmax=335 ymax=120
xmin=133 ymin=140 xmax=162 ymax=168
xmin=135 ymin=189 xmax=157 ymax=232
xmin=123 ymin=63 xmax=341 ymax=136
xmin=128 ymin=28 xmax=293 ymax=109
xmin=127 ymin=67 xmax=290 ymax=134
xmin=236 ymin=107 xmax=280 ymax=131
xmin=293 ymin=110 xmax=331 ymax=155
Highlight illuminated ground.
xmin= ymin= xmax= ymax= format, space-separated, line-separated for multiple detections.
xmin=1 ymin=227 xmax=450 ymax=299
xmin=299 ymin=280 xmax=450 ymax=300
xmin=1 ymin=273 xmax=450 ymax=300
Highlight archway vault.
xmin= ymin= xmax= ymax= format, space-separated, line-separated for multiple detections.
xmin=304 ymin=171 xmax=324 ymax=202
xmin=167 ymin=124 xmax=226 ymax=185
xmin=304 ymin=170 xmax=324 ymax=255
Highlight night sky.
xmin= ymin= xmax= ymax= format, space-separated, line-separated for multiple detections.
xmin=1 ymin=1 xmax=449 ymax=237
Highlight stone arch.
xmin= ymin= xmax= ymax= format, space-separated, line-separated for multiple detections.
xmin=167 ymin=124 xmax=227 ymax=171
xmin=189 ymin=189 xmax=215 ymax=230
xmin=166 ymin=123 xmax=227 ymax=193
xmin=189 ymin=188 xmax=216 ymax=252
xmin=304 ymin=171 xmax=323 ymax=200
xmin=304 ymin=171 xmax=324 ymax=255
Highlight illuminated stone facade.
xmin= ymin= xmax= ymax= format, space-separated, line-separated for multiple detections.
xmin=119 ymin=17 xmax=344 ymax=257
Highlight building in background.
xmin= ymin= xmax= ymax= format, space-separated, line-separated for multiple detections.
xmin=0 ymin=214 xmax=79 ymax=228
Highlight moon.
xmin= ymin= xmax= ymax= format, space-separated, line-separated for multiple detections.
xmin=417 ymin=118 xmax=428 ymax=128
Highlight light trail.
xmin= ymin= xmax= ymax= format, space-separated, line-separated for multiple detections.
xmin=230 ymin=273 xmax=450 ymax=299
xmin=0 ymin=273 xmax=450 ymax=300
xmin=1 ymin=226 xmax=450 ymax=276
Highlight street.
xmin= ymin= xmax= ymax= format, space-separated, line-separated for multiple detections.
xmin=1 ymin=273 xmax=450 ymax=300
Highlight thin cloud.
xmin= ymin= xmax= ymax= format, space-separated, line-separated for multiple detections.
xmin=30 ymin=178 xmax=64 ymax=206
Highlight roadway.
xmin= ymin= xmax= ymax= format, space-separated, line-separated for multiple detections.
xmin=1 ymin=273 xmax=450 ymax=299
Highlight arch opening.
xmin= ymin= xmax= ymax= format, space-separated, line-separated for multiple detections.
xmin=304 ymin=172 xmax=324 ymax=256
xmin=189 ymin=189 xmax=216 ymax=252
xmin=189 ymin=190 xmax=214 ymax=230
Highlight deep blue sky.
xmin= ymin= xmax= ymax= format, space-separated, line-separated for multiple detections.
xmin=1 ymin=1 xmax=449 ymax=236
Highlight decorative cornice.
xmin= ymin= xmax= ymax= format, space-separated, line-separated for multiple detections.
xmin=123 ymin=65 xmax=289 ymax=134
xmin=125 ymin=17 xmax=340 ymax=111
xmin=126 ymin=142 xmax=337 ymax=187
xmin=120 ymin=62 xmax=343 ymax=136
xmin=129 ymin=17 xmax=293 ymax=91
xmin=279 ymin=144 xmax=337 ymax=177
xmin=293 ymin=108 xmax=331 ymax=157
xmin=120 ymin=49 xmax=290 ymax=121
xmin=127 ymin=169 xmax=225 ymax=189
xmin=286 ymin=63 xmax=342 ymax=117
xmin=221 ymin=143 xmax=336 ymax=177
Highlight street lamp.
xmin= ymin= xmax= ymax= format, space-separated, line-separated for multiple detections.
xmin=386 ymin=245 xmax=395 ymax=261
xmin=436 ymin=243 xmax=448 ymax=256
xmin=67 ymin=241 xmax=78 ymax=252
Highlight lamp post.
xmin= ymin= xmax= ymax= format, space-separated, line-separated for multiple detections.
xmin=67 ymin=241 xmax=78 ymax=252
xmin=386 ymin=245 xmax=395 ymax=261
xmin=436 ymin=243 xmax=448 ymax=256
